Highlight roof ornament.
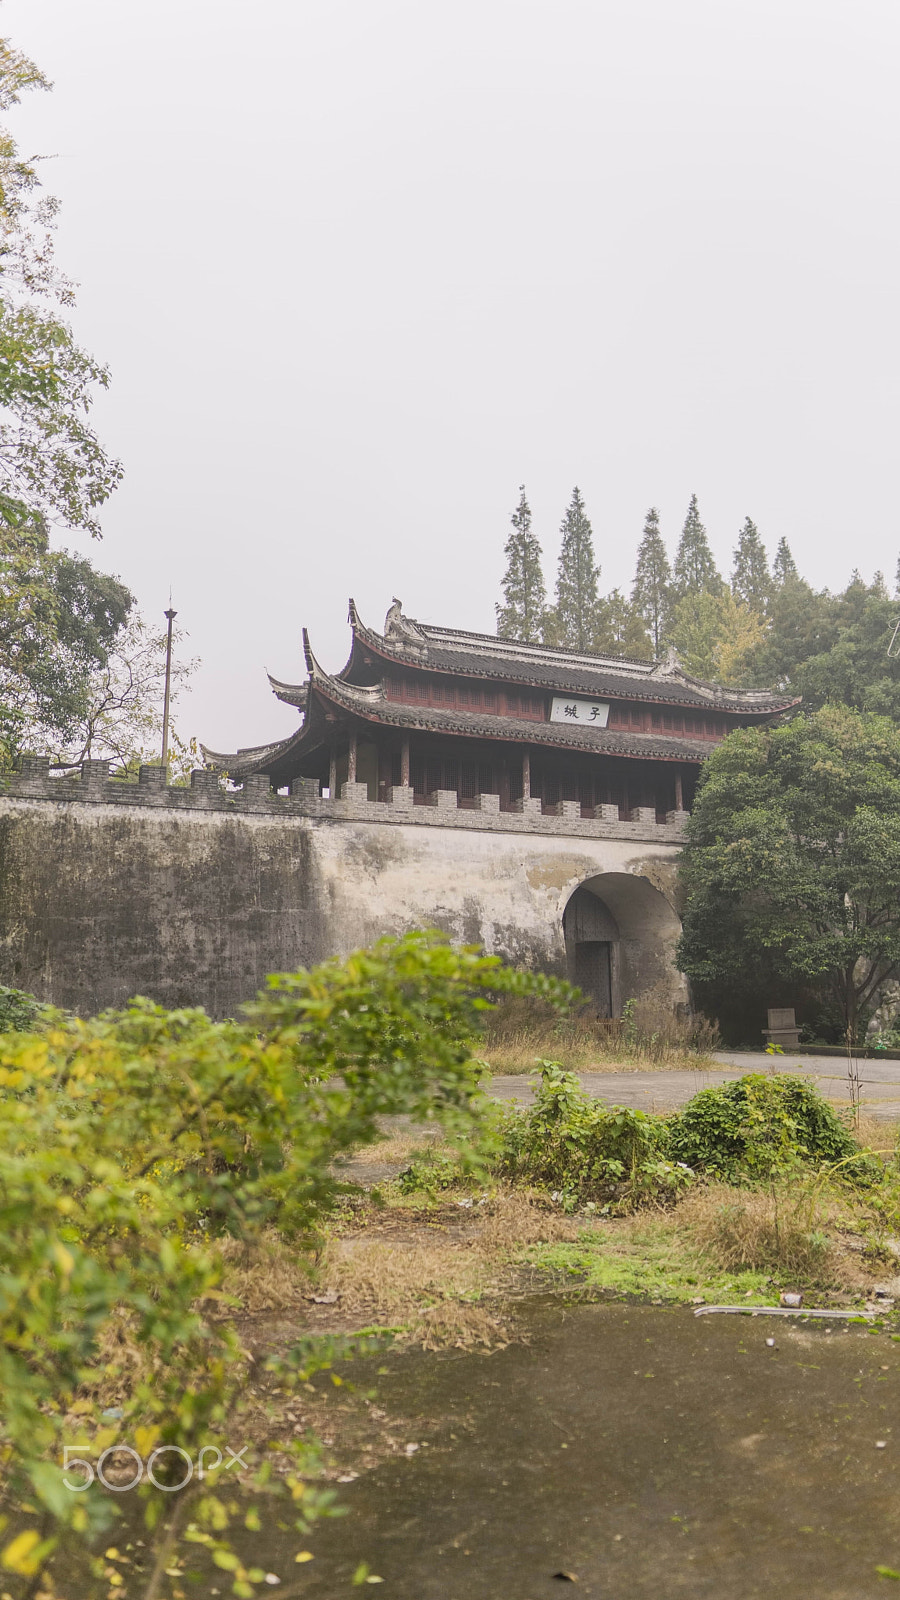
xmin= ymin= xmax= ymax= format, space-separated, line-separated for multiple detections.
xmin=383 ymin=597 xmax=428 ymax=648
xmin=651 ymin=644 xmax=682 ymax=679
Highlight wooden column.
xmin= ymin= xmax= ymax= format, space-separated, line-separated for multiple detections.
xmin=328 ymin=744 xmax=337 ymax=797
xmin=522 ymin=749 xmax=531 ymax=802
xmin=401 ymin=735 xmax=410 ymax=787
xmin=674 ymin=770 xmax=684 ymax=812
xmin=347 ymin=728 xmax=357 ymax=783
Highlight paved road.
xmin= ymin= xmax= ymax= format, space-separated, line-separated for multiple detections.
xmin=487 ymin=1051 xmax=900 ymax=1120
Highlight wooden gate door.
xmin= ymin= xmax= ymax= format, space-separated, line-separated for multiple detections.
xmin=573 ymin=940 xmax=613 ymax=1017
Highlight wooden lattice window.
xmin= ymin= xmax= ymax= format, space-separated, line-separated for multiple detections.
xmin=460 ymin=761 xmax=478 ymax=799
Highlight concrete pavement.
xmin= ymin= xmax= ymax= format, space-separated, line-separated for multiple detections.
xmin=486 ymin=1051 xmax=900 ymax=1120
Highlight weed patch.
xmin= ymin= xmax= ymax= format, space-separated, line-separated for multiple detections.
xmin=493 ymin=1062 xmax=694 ymax=1209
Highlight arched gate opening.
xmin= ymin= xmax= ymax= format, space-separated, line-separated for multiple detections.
xmin=562 ymin=872 xmax=685 ymax=1018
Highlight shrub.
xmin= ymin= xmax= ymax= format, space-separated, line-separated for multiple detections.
xmin=0 ymin=933 xmax=572 ymax=1595
xmin=0 ymin=982 xmax=48 ymax=1032
xmin=669 ymin=1073 xmax=859 ymax=1179
xmin=494 ymin=1062 xmax=694 ymax=1210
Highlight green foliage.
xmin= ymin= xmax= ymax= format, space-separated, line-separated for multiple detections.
xmin=0 ymin=33 xmax=135 ymax=765
xmin=494 ymin=1062 xmax=692 ymax=1210
xmin=496 ymin=484 xmax=546 ymax=643
xmin=492 ymin=1067 xmax=864 ymax=1212
xmin=772 ymin=535 xmax=799 ymax=585
xmin=667 ymin=1073 xmax=859 ymax=1179
xmin=630 ymin=505 xmax=672 ymax=655
xmin=671 ymin=493 xmax=722 ymax=600
xmin=0 ymin=522 xmax=133 ymax=760
xmin=670 ymin=588 xmax=767 ymax=686
xmin=548 ymin=486 xmax=601 ymax=651
xmin=398 ymin=1151 xmax=468 ymax=1195
xmin=0 ymin=982 xmax=47 ymax=1032
xmin=749 ymin=571 xmax=900 ymax=718
xmin=731 ymin=516 xmax=772 ymax=613
xmin=592 ymin=586 xmax=651 ymax=658
xmin=0 ymin=41 xmax=122 ymax=537
xmin=0 ymin=933 xmax=570 ymax=1593
xmin=677 ymin=706 xmax=900 ymax=1037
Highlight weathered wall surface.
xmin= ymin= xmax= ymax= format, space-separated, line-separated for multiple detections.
xmin=0 ymin=797 xmax=686 ymax=1017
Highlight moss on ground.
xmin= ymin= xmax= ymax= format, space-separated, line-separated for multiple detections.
xmin=525 ymin=1219 xmax=772 ymax=1303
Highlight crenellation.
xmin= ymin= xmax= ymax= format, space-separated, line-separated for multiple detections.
xmin=81 ymin=759 xmax=111 ymax=790
xmin=424 ymin=788 xmax=459 ymax=810
xmin=0 ymin=760 xmax=690 ymax=842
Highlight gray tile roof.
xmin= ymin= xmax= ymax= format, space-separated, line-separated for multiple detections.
xmin=349 ymin=602 xmax=798 ymax=715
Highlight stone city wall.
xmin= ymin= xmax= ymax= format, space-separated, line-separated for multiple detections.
xmin=0 ymin=761 xmax=688 ymax=1017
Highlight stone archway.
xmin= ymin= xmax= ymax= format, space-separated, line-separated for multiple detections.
xmin=562 ymin=871 xmax=687 ymax=1018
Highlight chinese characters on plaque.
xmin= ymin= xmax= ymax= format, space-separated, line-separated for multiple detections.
xmin=549 ymin=696 xmax=610 ymax=727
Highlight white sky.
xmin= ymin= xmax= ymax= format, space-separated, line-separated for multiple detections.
xmin=4 ymin=0 xmax=900 ymax=751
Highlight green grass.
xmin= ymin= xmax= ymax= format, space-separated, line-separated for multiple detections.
xmin=523 ymin=1217 xmax=774 ymax=1303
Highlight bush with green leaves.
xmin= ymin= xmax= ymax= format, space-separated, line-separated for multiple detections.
xmin=494 ymin=1062 xmax=693 ymax=1210
xmin=0 ymin=933 xmax=570 ymax=1597
xmin=667 ymin=1073 xmax=859 ymax=1179
xmin=489 ymin=1066 xmax=869 ymax=1211
xmin=0 ymin=982 xmax=47 ymax=1032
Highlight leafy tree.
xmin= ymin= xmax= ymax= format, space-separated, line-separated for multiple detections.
xmin=496 ymin=485 xmax=546 ymax=642
xmin=0 ymin=32 xmax=133 ymax=763
xmin=50 ymin=609 xmax=198 ymax=776
xmin=678 ymin=706 xmax=900 ymax=1042
xmin=746 ymin=574 xmax=831 ymax=691
xmin=748 ymin=573 xmax=900 ymax=718
xmin=772 ymin=536 xmax=799 ymax=586
xmin=0 ymin=522 xmax=132 ymax=762
xmin=630 ymin=506 xmax=672 ymax=653
xmin=0 ymin=39 xmax=122 ymax=538
xmin=670 ymin=589 xmax=767 ymax=685
xmin=593 ymin=587 xmax=652 ymax=658
xmin=547 ymin=486 xmax=600 ymax=651
xmin=0 ymin=933 xmax=572 ymax=1593
xmin=731 ymin=516 xmax=772 ymax=613
xmin=671 ymin=494 xmax=722 ymax=600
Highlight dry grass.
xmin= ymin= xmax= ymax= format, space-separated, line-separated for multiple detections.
xmin=476 ymin=1188 xmax=582 ymax=1248
xmin=324 ymin=1234 xmax=488 ymax=1315
xmin=480 ymin=994 xmax=721 ymax=1075
xmin=415 ymin=1301 xmax=514 ymax=1350
xmin=215 ymin=1189 xmax=581 ymax=1349
xmin=218 ymin=1234 xmax=317 ymax=1313
xmin=680 ymin=1181 xmax=871 ymax=1290
xmin=854 ymin=1112 xmax=900 ymax=1153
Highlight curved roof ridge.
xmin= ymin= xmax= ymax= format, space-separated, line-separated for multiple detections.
xmin=415 ymin=619 xmax=657 ymax=674
xmin=200 ymin=735 xmax=292 ymax=773
xmin=267 ymin=673 xmax=308 ymax=708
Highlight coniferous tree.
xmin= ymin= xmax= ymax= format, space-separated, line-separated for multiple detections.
xmin=631 ymin=506 xmax=672 ymax=654
xmin=672 ymin=494 xmax=722 ymax=599
xmin=593 ymin=588 xmax=652 ymax=658
xmin=495 ymin=485 xmax=546 ymax=642
xmin=731 ymin=517 xmax=772 ymax=613
xmin=548 ymin=486 xmax=600 ymax=651
xmin=894 ymin=554 xmax=900 ymax=599
xmin=772 ymin=536 xmax=799 ymax=586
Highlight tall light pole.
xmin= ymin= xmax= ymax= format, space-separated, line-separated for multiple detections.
xmin=161 ymin=605 xmax=177 ymax=769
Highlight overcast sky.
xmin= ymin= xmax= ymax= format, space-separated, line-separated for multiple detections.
xmin=4 ymin=0 xmax=900 ymax=752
